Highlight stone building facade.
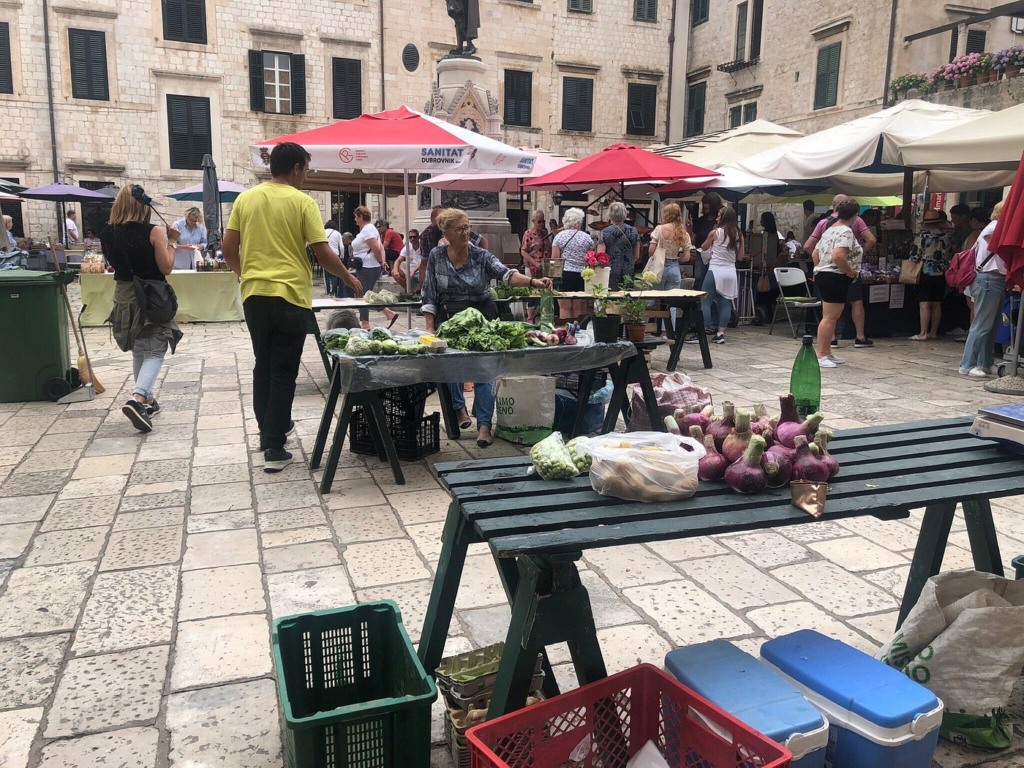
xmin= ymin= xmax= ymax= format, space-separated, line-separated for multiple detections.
xmin=674 ymin=0 xmax=1023 ymax=141
xmin=0 ymin=0 xmax=675 ymax=238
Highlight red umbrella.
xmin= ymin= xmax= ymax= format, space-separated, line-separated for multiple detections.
xmin=523 ymin=143 xmax=717 ymax=190
xmin=989 ymin=150 xmax=1024 ymax=290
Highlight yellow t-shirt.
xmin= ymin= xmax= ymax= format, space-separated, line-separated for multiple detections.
xmin=226 ymin=182 xmax=327 ymax=309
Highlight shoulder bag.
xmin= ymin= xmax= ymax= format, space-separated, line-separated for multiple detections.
xmin=133 ymin=275 xmax=178 ymax=324
xmin=646 ymin=226 xmax=667 ymax=283
xmin=899 ymin=257 xmax=923 ymax=286
xmin=946 ymin=243 xmax=996 ymax=291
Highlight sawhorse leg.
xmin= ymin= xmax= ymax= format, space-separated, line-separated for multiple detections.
xmin=665 ymin=300 xmax=689 ymax=372
xmin=438 ymin=382 xmax=461 ymax=440
xmin=311 ymin=359 xmax=342 ymax=470
xmin=899 ymin=502 xmax=956 ymax=628
xmin=319 ymin=394 xmax=355 ymax=494
xmin=568 ymin=369 xmax=597 ymax=439
xmin=419 ymin=501 xmax=477 ymax=675
xmin=365 ymin=394 xmax=405 ymax=485
xmin=963 ymin=498 xmax=1003 ymax=575
xmin=306 ymin=310 xmax=332 ymax=378
xmin=487 ymin=556 xmax=607 ymax=718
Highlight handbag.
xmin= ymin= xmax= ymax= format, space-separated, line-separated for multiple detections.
xmin=946 ymin=244 xmax=996 ymax=291
xmin=899 ymin=258 xmax=923 ymax=286
xmin=646 ymin=228 xmax=667 ymax=283
xmin=132 ymin=276 xmax=178 ymax=324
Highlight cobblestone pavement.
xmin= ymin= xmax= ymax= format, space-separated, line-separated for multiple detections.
xmin=2 ymin=284 xmax=1024 ymax=767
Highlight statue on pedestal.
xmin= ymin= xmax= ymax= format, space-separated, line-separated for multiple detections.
xmin=445 ymin=0 xmax=480 ymax=57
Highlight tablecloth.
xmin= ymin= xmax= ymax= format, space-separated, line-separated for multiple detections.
xmin=79 ymin=272 xmax=245 ymax=326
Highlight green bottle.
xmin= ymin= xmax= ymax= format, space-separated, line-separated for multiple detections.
xmin=790 ymin=334 xmax=821 ymax=419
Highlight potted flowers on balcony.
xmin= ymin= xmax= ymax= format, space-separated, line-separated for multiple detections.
xmin=994 ymin=46 xmax=1024 ymax=79
xmin=889 ymin=73 xmax=930 ymax=100
xmin=976 ymin=52 xmax=997 ymax=83
xmin=620 ymin=273 xmax=657 ymax=343
xmin=945 ymin=52 xmax=983 ymax=87
xmin=582 ymin=250 xmax=611 ymax=294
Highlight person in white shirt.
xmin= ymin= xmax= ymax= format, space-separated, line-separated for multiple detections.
xmin=391 ymin=229 xmax=423 ymax=292
xmin=65 ymin=210 xmax=80 ymax=244
xmin=959 ymin=200 xmax=1007 ymax=379
xmin=323 ymin=219 xmax=346 ymax=296
xmin=351 ymin=205 xmax=398 ymax=329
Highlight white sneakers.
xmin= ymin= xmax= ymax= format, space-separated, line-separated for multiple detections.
xmin=818 ymin=355 xmax=845 ymax=369
xmin=965 ymin=366 xmax=996 ymax=378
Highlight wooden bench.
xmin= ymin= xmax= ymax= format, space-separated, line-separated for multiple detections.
xmin=418 ymin=416 xmax=1014 ymax=718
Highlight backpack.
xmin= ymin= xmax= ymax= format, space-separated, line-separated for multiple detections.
xmin=133 ymin=275 xmax=178 ymax=323
xmin=945 ymin=244 xmax=996 ymax=291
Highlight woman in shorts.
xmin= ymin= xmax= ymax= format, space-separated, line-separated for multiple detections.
xmin=813 ymin=199 xmax=863 ymax=369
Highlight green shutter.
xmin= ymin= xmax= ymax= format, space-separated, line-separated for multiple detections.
xmin=690 ymin=0 xmax=709 ymax=24
xmin=749 ymin=0 xmax=762 ymax=59
xmin=966 ymin=30 xmax=986 ymax=54
xmin=164 ymin=0 xmax=185 ymax=41
xmin=814 ymin=42 xmax=840 ymax=109
xmin=685 ymin=82 xmax=705 ymax=137
xmin=735 ymin=2 xmax=747 ymax=61
xmin=634 ymin=0 xmax=656 ymax=22
xmin=563 ymin=77 xmax=592 ymax=131
xmin=568 ymin=0 xmax=592 ymax=13
xmin=87 ymin=30 xmax=108 ymax=101
xmin=504 ymin=70 xmax=531 ymax=127
xmin=184 ymin=0 xmax=207 ymax=43
xmin=188 ymin=97 xmax=211 ymax=167
xmin=333 ymin=58 xmax=362 ymax=119
xmin=0 ymin=23 xmax=12 ymax=94
xmin=68 ymin=29 xmax=107 ymax=101
xmin=291 ymin=54 xmax=305 ymax=115
xmin=248 ymin=49 xmax=264 ymax=112
xmin=626 ymin=83 xmax=655 ymax=136
xmin=168 ymin=95 xmax=211 ymax=170
xmin=168 ymin=95 xmax=190 ymax=168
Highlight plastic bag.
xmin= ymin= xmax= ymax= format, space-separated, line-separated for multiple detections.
xmin=496 ymin=376 xmax=556 ymax=445
xmin=565 ymin=436 xmax=592 ymax=472
xmin=529 ymin=432 xmax=580 ymax=480
xmin=580 ymin=432 xmax=704 ymax=502
xmin=628 ymin=372 xmax=712 ymax=431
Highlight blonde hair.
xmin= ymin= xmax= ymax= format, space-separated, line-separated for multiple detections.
xmin=2 ymin=215 xmax=11 ymax=228
xmin=185 ymin=206 xmax=204 ymax=224
xmin=437 ymin=207 xmax=469 ymax=234
xmin=108 ymin=185 xmax=152 ymax=225
xmin=659 ymin=203 xmax=689 ymax=246
xmin=991 ymin=200 xmax=1004 ymax=221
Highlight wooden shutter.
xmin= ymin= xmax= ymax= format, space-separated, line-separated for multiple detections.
xmin=966 ymin=30 xmax=986 ymax=54
xmin=504 ymin=70 xmax=531 ymax=127
xmin=248 ymin=49 xmax=264 ymax=112
xmin=164 ymin=0 xmax=184 ymax=41
xmin=290 ymin=54 xmax=305 ymax=115
xmin=743 ymin=101 xmax=757 ymax=123
xmin=87 ymin=30 xmax=108 ymax=100
xmin=184 ymin=0 xmax=207 ymax=43
xmin=690 ymin=0 xmax=708 ymax=24
xmin=814 ymin=42 xmax=840 ymax=109
xmin=0 ymin=23 xmax=11 ymax=94
xmin=68 ymin=29 xmax=107 ymax=100
xmin=188 ymin=97 xmax=211 ymax=167
xmin=729 ymin=106 xmax=741 ymax=128
xmin=562 ymin=77 xmax=592 ymax=132
xmin=749 ymin=0 xmax=763 ymax=59
xmin=685 ymin=82 xmax=705 ymax=137
xmin=333 ymin=58 xmax=362 ymax=119
xmin=634 ymin=0 xmax=656 ymax=22
xmin=734 ymin=2 xmax=747 ymax=62
xmin=168 ymin=95 xmax=190 ymax=168
xmin=626 ymin=83 xmax=655 ymax=136
xmin=568 ymin=0 xmax=592 ymax=13
xmin=168 ymin=95 xmax=211 ymax=170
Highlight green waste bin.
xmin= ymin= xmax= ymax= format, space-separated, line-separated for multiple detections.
xmin=0 ymin=270 xmax=72 ymax=402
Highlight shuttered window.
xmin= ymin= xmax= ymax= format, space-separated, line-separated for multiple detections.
xmin=68 ymin=29 xmax=108 ymax=101
xmin=685 ymin=81 xmax=705 ymax=137
xmin=568 ymin=0 xmax=593 ymax=13
xmin=0 ymin=23 xmax=11 ymax=94
xmin=504 ymin=69 xmax=532 ymax=127
xmin=734 ymin=2 xmax=747 ymax=61
xmin=690 ymin=0 xmax=709 ymax=25
xmin=949 ymin=28 xmax=986 ymax=60
xmin=248 ymin=50 xmax=306 ymax=115
xmin=561 ymin=76 xmax=593 ymax=132
xmin=332 ymin=57 xmax=362 ymax=119
xmin=729 ymin=106 xmax=741 ymax=128
xmin=743 ymin=101 xmax=757 ymax=122
xmin=813 ymin=42 xmax=841 ymax=110
xmin=749 ymin=0 xmax=763 ymax=59
xmin=626 ymin=83 xmax=656 ymax=136
xmin=167 ymin=94 xmax=211 ymax=170
xmin=634 ymin=0 xmax=656 ymax=23
xmin=163 ymin=0 xmax=207 ymax=44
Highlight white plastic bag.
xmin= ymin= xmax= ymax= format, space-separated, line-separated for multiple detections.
xmin=496 ymin=375 xmax=556 ymax=445
xmin=529 ymin=432 xmax=580 ymax=481
xmin=580 ymin=431 xmax=705 ymax=502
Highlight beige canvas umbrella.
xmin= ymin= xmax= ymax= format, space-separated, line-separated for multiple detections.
xmin=652 ymin=119 xmax=803 ymax=170
xmin=899 ymin=102 xmax=1024 ymax=172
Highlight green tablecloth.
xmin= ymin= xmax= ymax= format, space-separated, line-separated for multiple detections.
xmin=79 ymin=272 xmax=245 ymax=326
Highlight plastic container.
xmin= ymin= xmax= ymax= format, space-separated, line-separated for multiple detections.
xmin=349 ymin=408 xmax=441 ymax=461
xmin=381 ymin=384 xmax=437 ymax=423
xmin=790 ymin=334 xmax=821 ymax=420
xmin=272 ymin=601 xmax=437 ymax=768
xmin=554 ymin=370 xmax=608 ymax=398
xmin=761 ymin=630 xmax=942 ymax=768
xmin=466 ymin=663 xmax=791 ymax=768
xmin=0 ymin=270 xmax=71 ymax=402
xmin=665 ymin=640 xmax=828 ymax=768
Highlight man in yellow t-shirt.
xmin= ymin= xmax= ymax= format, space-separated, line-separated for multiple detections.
xmin=223 ymin=142 xmax=362 ymax=473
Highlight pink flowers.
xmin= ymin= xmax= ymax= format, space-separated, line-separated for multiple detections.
xmin=943 ymin=52 xmax=985 ymax=80
xmin=584 ymin=250 xmax=609 ymax=267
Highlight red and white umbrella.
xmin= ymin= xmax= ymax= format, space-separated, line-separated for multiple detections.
xmin=420 ymin=148 xmax=574 ymax=193
xmin=250 ymin=105 xmax=535 ymax=175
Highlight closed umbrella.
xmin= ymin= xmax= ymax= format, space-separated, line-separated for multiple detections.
xmin=984 ymin=150 xmax=1024 ymax=394
xmin=201 ymin=155 xmax=221 ymax=251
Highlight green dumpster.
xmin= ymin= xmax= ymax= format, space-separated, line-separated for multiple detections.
xmin=0 ymin=271 xmax=72 ymax=402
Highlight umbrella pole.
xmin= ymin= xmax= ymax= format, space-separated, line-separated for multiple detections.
xmin=1010 ymin=290 xmax=1024 ymax=378
xmin=403 ymin=170 xmax=412 ymax=330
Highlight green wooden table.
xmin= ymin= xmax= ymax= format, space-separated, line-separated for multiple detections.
xmin=418 ymin=416 xmax=1014 ymax=718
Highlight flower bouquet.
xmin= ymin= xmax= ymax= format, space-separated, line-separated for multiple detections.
xmin=583 ymin=250 xmax=611 ymax=294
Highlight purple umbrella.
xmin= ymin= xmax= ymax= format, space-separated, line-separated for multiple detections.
xmin=19 ymin=182 xmax=118 ymax=202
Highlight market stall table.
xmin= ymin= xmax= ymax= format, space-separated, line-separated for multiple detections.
xmin=418 ymin=416 xmax=1010 ymax=719
xmin=310 ymin=341 xmax=640 ymax=489
xmin=79 ymin=271 xmax=244 ymax=326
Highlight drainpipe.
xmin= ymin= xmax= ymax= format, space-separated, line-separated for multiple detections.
xmin=665 ymin=0 xmax=678 ymax=141
xmin=42 ymin=0 xmax=62 ymax=240
xmin=378 ymin=0 xmax=385 ymax=109
xmin=882 ymin=0 xmax=899 ymax=106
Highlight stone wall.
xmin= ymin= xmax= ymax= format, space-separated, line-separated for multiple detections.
xmin=920 ymin=76 xmax=1024 ymax=111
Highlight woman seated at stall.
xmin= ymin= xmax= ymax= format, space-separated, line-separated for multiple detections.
xmin=422 ymin=208 xmax=552 ymax=447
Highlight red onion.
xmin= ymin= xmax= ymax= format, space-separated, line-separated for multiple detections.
xmin=689 ymin=425 xmax=705 ymax=442
xmin=698 ymin=435 xmax=730 ymax=481
xmin=814 ymin=427 xmax=840 ymax=478
xmin=778 ymin=394 xmax=800 ymax=428
xmin=750 ymin=403 xmax=774 ymax=443
xmin=775 ymin=412 xmax=824 ymax=449
xmin=791 ymin=435 xmax=830 ymax=482
xmin=724 ymin=434 xmax=769 ymax=494
xmin=708 ymin=401 xmax=736 ymax=451
xmin=762 ymin=446 xmax=792 ymax=488
xmin=721 ymin=408 xmax=753 ymax=464
xmin=664 ymin=415 xmax=681 ymax=435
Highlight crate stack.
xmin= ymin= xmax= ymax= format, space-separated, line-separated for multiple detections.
xmin=349 ymin=383 xmax=441 ymax=460
xmin=436 ymin=643 xmax=545 ymax=768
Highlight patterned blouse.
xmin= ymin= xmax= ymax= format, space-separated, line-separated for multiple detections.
xmin=910 ymin=228 xmax=952 ymax=276
xmin=552 ymin=228 xmax=592 ymax=273
xmin=521 ymin=226 xmax=551 ymax=271
xmin=421 ymin=243 xmax=513 ymax=318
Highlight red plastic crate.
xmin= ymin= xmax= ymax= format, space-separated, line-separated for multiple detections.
xmin=466 ymin=664 xmax=791 ymax=768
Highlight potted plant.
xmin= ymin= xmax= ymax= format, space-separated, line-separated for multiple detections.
xmin=994 ymin=46 xmax=1024 ymax=79
xmin=976 ymin=52 xmax=997 ymax=83
xmin=889 ymin=73 xmax=930 ymax=100
xmin=583 ymin=250 xmax=611 ymax=293
xmin=945 ymin=52 xmax=982 ymax=87
xmin=619 ymin=273 xmax=657 ymax=343
xmin=588 ymin=284 xmax=620 ymax=343
xmin=928 ymin=64 xmax=951 ymax=92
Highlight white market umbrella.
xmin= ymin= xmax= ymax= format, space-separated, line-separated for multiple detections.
xmin=899 ymin=102 xmax=1024 ymax=172
xmin=420 ymin=148 xmax=575 ymax=193
xmin=652 ymin=119 xmax=803 ymax=170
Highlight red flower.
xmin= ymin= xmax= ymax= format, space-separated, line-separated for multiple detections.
xmin=584 ymin=250 xmax=609 ymax=267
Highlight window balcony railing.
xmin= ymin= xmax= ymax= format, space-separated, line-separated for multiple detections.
xmin=716 ymin=57 xmax=760 ymax=74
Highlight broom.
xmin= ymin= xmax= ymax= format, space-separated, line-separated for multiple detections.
xmin=53 ymin=242 xmax=105 ymax=394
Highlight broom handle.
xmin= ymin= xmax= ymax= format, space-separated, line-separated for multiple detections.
xmin=51 ymin=242 xmax=86 ymax=357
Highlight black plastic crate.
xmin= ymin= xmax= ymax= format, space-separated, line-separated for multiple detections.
xmin=381 ymin=384 xmax=437 ymax=424
xmin=349 ymin=407 xmax=441 ymax=461
xmin=554 ymin=370 xmax=608 ymax=398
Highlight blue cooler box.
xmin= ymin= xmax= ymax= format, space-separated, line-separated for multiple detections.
xmin=761 ymin=630 xmax=943 ymax=768
xmin=665 ymin=640 xmax=828 ymax=768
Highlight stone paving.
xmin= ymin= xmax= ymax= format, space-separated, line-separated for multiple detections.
xmin=2 ymin=283 xmax=1024 ymax=767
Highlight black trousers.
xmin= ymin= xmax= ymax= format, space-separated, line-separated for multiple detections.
xmin=243 ymin=295 xmax=307 ymax=451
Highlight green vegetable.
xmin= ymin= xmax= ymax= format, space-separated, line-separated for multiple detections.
xmin=566 ymin=437 xmax=592 ymax=472
xmin=397 ymin=292 xmax=420 ymax=303
xmin=530 ymin=433 xmax=580 ymax=481
xmin=493 ymin=285 xmax=533 ymax=300
xmin=370 ymin=328 xmax=392 ymax=342
xmin=324 ymin=333 xmax=349 ymax=350
xmin=381 ymin=340 xmax=399 ymax=354
xmin=437 ymin=309 xmax=528 ymax=351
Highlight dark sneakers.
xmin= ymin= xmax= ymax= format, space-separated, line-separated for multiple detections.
xmin=853 ymin=338 xmax=874 ymax=348
xmin=146 ymin=400 xmax=161 ymax=417
xmin=264 ymin=448 xmax=293 ymax=473
xmin=122 ymin=400 xmax=153 ymax=433
xmin=260 ymin=421 xmax=296 ymax=452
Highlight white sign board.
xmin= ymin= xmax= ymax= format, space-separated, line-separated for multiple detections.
xmin=889 ymin=284 xmax=905 ymax=310
xmin=868 ymin=284 xmax=890 ymax=304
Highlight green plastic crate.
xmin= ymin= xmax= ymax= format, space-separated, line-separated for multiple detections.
xmin=273 ymin=601 xmax=437 ymax=768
